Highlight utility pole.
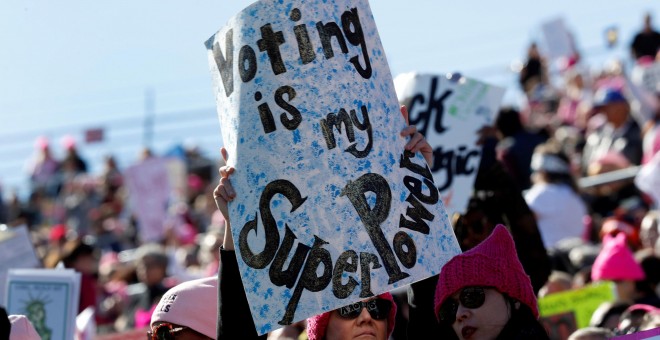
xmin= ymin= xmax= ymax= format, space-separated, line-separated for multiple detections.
xmin=144 ymin=88 xmax=155 ymax=149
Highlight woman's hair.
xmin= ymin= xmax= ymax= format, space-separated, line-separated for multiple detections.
xmin=435 ymin=295 xmax=549 ymax=340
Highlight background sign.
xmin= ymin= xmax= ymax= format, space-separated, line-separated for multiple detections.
xmin=538 ymin=282 xmax=616 ymax=334
xmin=5 ymin=268 xmax=81 ymax=340
xmin=206 ymin=0 xmax=460 ymax=334
xmin=394 ymin=73 xmax=505 ymax=217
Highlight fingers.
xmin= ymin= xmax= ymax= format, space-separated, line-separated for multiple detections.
xmin=405 ymin=132 xmax=426 ymax=152
xmin=221 ymin=147 xmax=229 ymax=162
xmin=400 ymin=105 xmax=409 ymax=125
xmin=219 ymin=165 xmax=235 ymax=179
xmin=400 ymin=125 xmax=417 ymax=138
xmin=213 ymin=177 xmax=235 ymax=205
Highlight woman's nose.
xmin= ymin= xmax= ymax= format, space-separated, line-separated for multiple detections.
xmin=455 ymin=304 xmax=471 ymax=323
xmin=356 ymin=307 xmax=374 ymax=324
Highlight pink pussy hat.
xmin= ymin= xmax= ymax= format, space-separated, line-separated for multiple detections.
xmin=306 ymin=292 xmax=397 ymax=340
xmin=8 ymin=315 xmax=41 ymax=340
xmin=591 ymin=233 xmax=645 ymax=282
xmin=150 ymin=276 xmax=217 ymax=339
xmin=434 ymin=225 xmax=538 ymax=319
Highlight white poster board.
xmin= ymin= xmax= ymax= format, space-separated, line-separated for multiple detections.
xmin=636 ymin=152 xmax=660 ymax=207
xmin=124 ymin=157 xmax=175 ymax=242
xmin=0 ymin=225 xmax=41 ymax=306
xmin=206 ymin=0 xmax=460 ymax=334
xmin=631 ymin=62 xmax=660 ymax=94
xmin=541 ymin=17 xmax=577 ymax=61
xmin=5 ymin=268 xmax=81 ymax=340
xmin=394 ymin=73 xmax=505 ymax=217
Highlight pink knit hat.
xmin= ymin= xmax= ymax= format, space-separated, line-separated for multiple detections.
xmin=591 ymin=233 xmax=645 ymax=282
xmin=434 ymin=225 xmax=538 ymax=319
xmin=306 ymin=292 xmax=397 ymax=340
xmin=8 ymin=315 xmax=41 ymax=340
xmin=150 ymin=276 xmax=217 ymax=339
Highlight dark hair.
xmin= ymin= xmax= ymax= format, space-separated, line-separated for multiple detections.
xmin=436 ymin=294 xmax=549 ymax=340
xmin=495 ymin=107 xmax=523 ymax=138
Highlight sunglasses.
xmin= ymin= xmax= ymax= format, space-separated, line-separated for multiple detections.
xmin=147 ymin=323 xmax=188 ymax=340
xmin=338 ymin=298 xmax=392 ymax=320
xmin=438 ymin=286 xmax=486 ymax=323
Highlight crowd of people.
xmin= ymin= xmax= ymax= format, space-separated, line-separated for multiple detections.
xmin=2 ymin=10 xmax=660 ymax=340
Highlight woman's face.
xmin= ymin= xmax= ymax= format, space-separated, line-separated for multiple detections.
xmin=444 ymin=287 xmax=512 ymax=340
xmin=325 ymin=298 xmax=388 ymax=340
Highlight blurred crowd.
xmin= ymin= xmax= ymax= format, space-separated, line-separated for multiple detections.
xmin=1 ymin=10 xmax=660 ymax=340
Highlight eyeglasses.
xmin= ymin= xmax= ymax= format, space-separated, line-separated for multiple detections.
xmin=147 ymin=323 xmax=188 ymax=340
xmin=337 ymin=298 xmax=392 ymax=320
xmin=438 ymin=286 xmax=487 ymax=323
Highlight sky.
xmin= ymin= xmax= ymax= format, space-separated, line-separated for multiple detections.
xmin=0 ymin=0 xmax=658 ymax=195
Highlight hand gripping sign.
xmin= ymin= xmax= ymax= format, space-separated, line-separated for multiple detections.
xmin=205 ymin=0 xmax=460 ymax=334
xmin=394 ymin=73 xmax=505 ymax=217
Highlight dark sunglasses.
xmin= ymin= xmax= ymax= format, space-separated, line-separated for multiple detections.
xmin=147 ymin=323 xmax=188 ymax=340
xmin=338 ymin=298 xmax=392 ymax=320
xmin=438 ymin=286 xmax=486 ymax=323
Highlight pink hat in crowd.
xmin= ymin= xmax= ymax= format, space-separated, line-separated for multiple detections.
xmin=150 ymin=276 xmax=218 ymax=339
xmin=434 ymin=225 xmax=539 ymax=319
xmin=306 ymin=292 xmax=397 ymax=340
xmin=34 ymin=136 xmax=49 ymax=151
xmin=591 ymin=233 xmax=645 ymax=282
xmin=8 ymin=315 xmax=41 ymax=340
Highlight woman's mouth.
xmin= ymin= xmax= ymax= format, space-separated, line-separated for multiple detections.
xmin=461 ymin=326 xmax=477 ymax=339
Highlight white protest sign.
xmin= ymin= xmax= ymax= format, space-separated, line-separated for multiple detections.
xmin=541 ymin=18 xmax=577 ymax=61
xmin=631 ymin=62 xmax=660 ymax=94
xmin=635 ymin=151 xmax=660 ymax=207
xmin=5 ymin=268 xmax=81 ymax=340
xmin=394 ymin=73 xmax=505 ymax=217
xmin=0 ymin=225 xmax=41 ymax=306
xmin=124 ymin=157 xmax=175 ymax=242
xmin=206 ymin=0 xmax=460 ymax=334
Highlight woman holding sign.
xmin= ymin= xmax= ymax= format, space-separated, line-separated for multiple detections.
xmin=433 ymin=225 xmax=550 ymax=339
xmin=214 ymin=108 xmax=431 ymax=339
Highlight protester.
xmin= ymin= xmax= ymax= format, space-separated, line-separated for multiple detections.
xmin=494 ymin=107 xmax=547 ymax=191
xmin=640 ymin=210 xmax=660 ymax=250
xmin=149 ymin=276 xmax=217 ymax=339
xmin=525 ymin=141 xmax=588 ymax=249
xmin=582 ymin=87 xmax=643 ymax=167
xmin=306 ymin=292 xmax=397 ymax=340
xmin=433 ymin=225 xmax=549 ymax=339
xmin=591 ymin=233 xmax=645 ymax=304
xmin=115 ymin=243 xmax=171 ymax=331
xmin=213 ymin=109 xmax=429 ymax=339
xmin=631 ymin=13 xmax=660 ymax=62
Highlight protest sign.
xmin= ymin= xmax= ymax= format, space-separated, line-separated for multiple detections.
xmin=541 ymin=17 xmax=577 ymax=61
xmin=125 ymin=157 xmax=185 ymax=242
xmin=636 ymin=152 xmax=660 ymax=206
xmin=632 ymin=62 xmax=660 ymax=94
xmin=538 ymin=282 xmax=616 ymax=337
xmin=5 ymin=268 xmax=81 ymax=340
xmin=206 ymin=0 xmax=460 ymax=333
xmin=0 ymin=225 xmax=41 ymax=306
xmin=394 ymin=73 xmax=505 ymax=217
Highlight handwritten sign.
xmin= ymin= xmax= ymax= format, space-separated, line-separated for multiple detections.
xmin=125 ymin=157 xmax=186 ymax=242
xmin=5 ymin=268 xmax=81 ymax=340
xmin=205 ymin=0 xmax=460 ymax=334
xmin=394 ymin=73 xmax=505 ymax=217
xmin=538 ymin=282 xmax=616 ymax=334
